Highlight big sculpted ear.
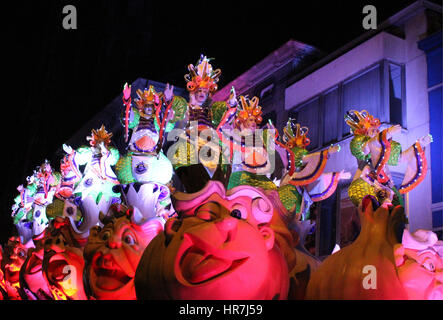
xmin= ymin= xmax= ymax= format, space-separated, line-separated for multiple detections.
xmin=393 ymin=243 xmax=405 ymax=267
xmin=259 ymin=226 xmax=275 ymax=251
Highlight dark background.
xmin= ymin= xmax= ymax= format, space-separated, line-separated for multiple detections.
xmin=1 ymin=0 xmax=425 ymax=243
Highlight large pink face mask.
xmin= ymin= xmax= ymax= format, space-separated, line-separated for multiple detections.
xmin=84 ymin=203 xmax=162 ymax=300
xmin=395 ymin=229 xmax=443 ymax=300
xmin=20 ymin=235 xmax=52 ymax=299
xmin=2 ymin=237 xmax=28 ymax=287
xmin=42 ymin=217 xmax=87 ymax=300
xmin=135 ymin=181 xmax=289 ymax=300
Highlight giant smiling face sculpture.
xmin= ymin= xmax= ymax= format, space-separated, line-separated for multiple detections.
xmin=0 ymin=245 xmax=6 ymax=299
xmin=19 ymin=234 xmax=52 ymax=300
xmin=42 ymin=217 xmax=88 ymax=300
xmin=395 ymin=229 xmax=443 ymax=300
xmin=84 ymin=203 xmax=163 ymax=300
xmin=1 ymin=237 xmax=28 ymax=287
xmin=135 ymin=181 xmax=289 ymax=300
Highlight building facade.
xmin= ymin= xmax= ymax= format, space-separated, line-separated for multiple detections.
xmin=418 ymin=30 xmax=443 ymax=238
xmin=216 ymin=1 xmax=443 ymax=256
xmin=213 ymin=40 xmax=324 ymax=129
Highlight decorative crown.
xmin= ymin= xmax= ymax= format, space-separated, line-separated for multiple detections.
xmin=345 ymin=110 xmax=381 ymax=135
xmin=283 ymin=118 xmax=310 ymax=149
xmin=184 ymin=55 xmax=221 ymax=93
xmin=36 ymin=160 xmax=52 ymax=178
xmin=135 ymin=85 xmax=160 ymax=109
xmin=234 ymin=96 xmax=263 ymax=128
xmin=87 ymin=125 xmax=113 ymax=147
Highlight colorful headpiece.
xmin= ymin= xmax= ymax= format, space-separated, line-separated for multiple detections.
xmin=345 ymin=110 xmax=381 ymax=135
xmin=283 ymin=118 xmax=310 ymax=149
xmin=135 ymin=85 xmax=161 ymax=109
xmin=234 ymin=96 xmax=263 ymax=128
xmin=87 ymin=125 xmax=113 ymax=147
xmin=184 ymin=55 xmax=221 ymax=93
xmin=36 ymin=160 xmax=52 ymax=178
xmin=99 ymin=203 xmax=131 ymax=225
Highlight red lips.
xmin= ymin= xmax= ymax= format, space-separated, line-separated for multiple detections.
xmin=26 ymin=254 xmax=43 ymax=275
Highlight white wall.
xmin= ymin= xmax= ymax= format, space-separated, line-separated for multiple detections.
xmin=285 ymin=32 xmax=405 ymax=109
xmin=402 ymin=12 xmax=432 ymax=231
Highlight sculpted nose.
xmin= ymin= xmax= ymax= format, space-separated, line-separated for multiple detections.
xmin=107 ymin=235 xmax=121 ymax=249
xmin=215 ymin=216 xmax=238 ymax=243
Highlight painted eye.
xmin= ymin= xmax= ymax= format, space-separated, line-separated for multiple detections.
xmin=101 ymin=231 xmax=111 ymax=241
xmin=195 ymin=202 xmax=219 ymax=221
xmin=230 ymin=205 xmax=247 ymax=220
xmin=135 ymin=162 xmax=147 ymax=174
xmin=66 ymin=207 xmax=74 ymax=216
xmin=230 ymin=209 xmax=242 ymax=219
xmin=123 ymin=234 xmax=136 ymax=246
xmin=18 ymin=249 xmax=26 ymax=259
xmin=196 ymin=210 xmax=214 ymax=221
xmin=422 ymin=259 xmax=436 ymax=272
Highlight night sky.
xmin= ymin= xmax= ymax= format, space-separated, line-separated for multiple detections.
xmin=1 ymin=0 xmax=424 ymax=243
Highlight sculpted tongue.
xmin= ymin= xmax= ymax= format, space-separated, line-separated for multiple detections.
xmin=95 ymin=271 xmax=129 ymax=291
xmin=50 ymin=260 xmax=68 ymax=281
xmin=181 ymin=249 xmax=232 ymax=284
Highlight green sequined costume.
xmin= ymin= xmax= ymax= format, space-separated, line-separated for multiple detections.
xmin=170 ymin=99 xmax=230 ymax=171
xmin=227 ymin=171 xmax=303 ymax=214
xmin=115 ymin=152 xmax=137 ymax=185
xmin=348 ymin=132 xmax=403 ymax=206
xmin=121 ymin=95 xmax=187 ymax=134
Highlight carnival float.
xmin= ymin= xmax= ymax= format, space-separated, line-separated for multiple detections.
xmin=1 ymin=55 xmax=440 ymax=300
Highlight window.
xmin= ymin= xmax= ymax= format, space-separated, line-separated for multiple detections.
xmin=337 ymin=186 xmax=361 ymax=248
xmin=287 ymin=60 xmax=405 ymax=151
xmin=288 ymin=98 xmax=320 ymax=151
xmin=255 ymin=80 xmax=275 ymax=113
xmin=323 ymin=87 xmax=339 ymax=145
xmin=391 ymin=172 xmax=405 ymax=204
xmin=389 ymin=63 xmax=404 ymax=126
xmin=316 ymin=191 xmax=338 ymax=257
xmin=262 ymin=111 xmax=277 ymax=127
xmin=342 ymin=65 xmax=381 ymax=136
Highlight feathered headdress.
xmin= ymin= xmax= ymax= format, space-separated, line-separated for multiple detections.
xmin=135 ymin=85 xmax=161 ymax=110
xmin=87 ymin=125 xmax=113 ymax=147
xmin=345 ymin=110 xmax=380 ymax=136
xmin=36 ymin=159 xmax=52 ymax=178
xmin=234 ymin=96 xmax=263 ymax=128
xmin=283 ymin=118 xmax=310 ymax=149
xmin=184 ymin=55 xmax=221 ymax=93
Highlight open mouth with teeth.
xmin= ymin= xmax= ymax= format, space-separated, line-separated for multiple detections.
xmin=47 ymin=255 xmax=70 ymax=283
xmin=176 ymin=234 xmax=249 ymax=285
xmin=91 ymin=253 xmax=132 ymax=291
xmin=5 ymin=266 xmax=21 ymax=284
